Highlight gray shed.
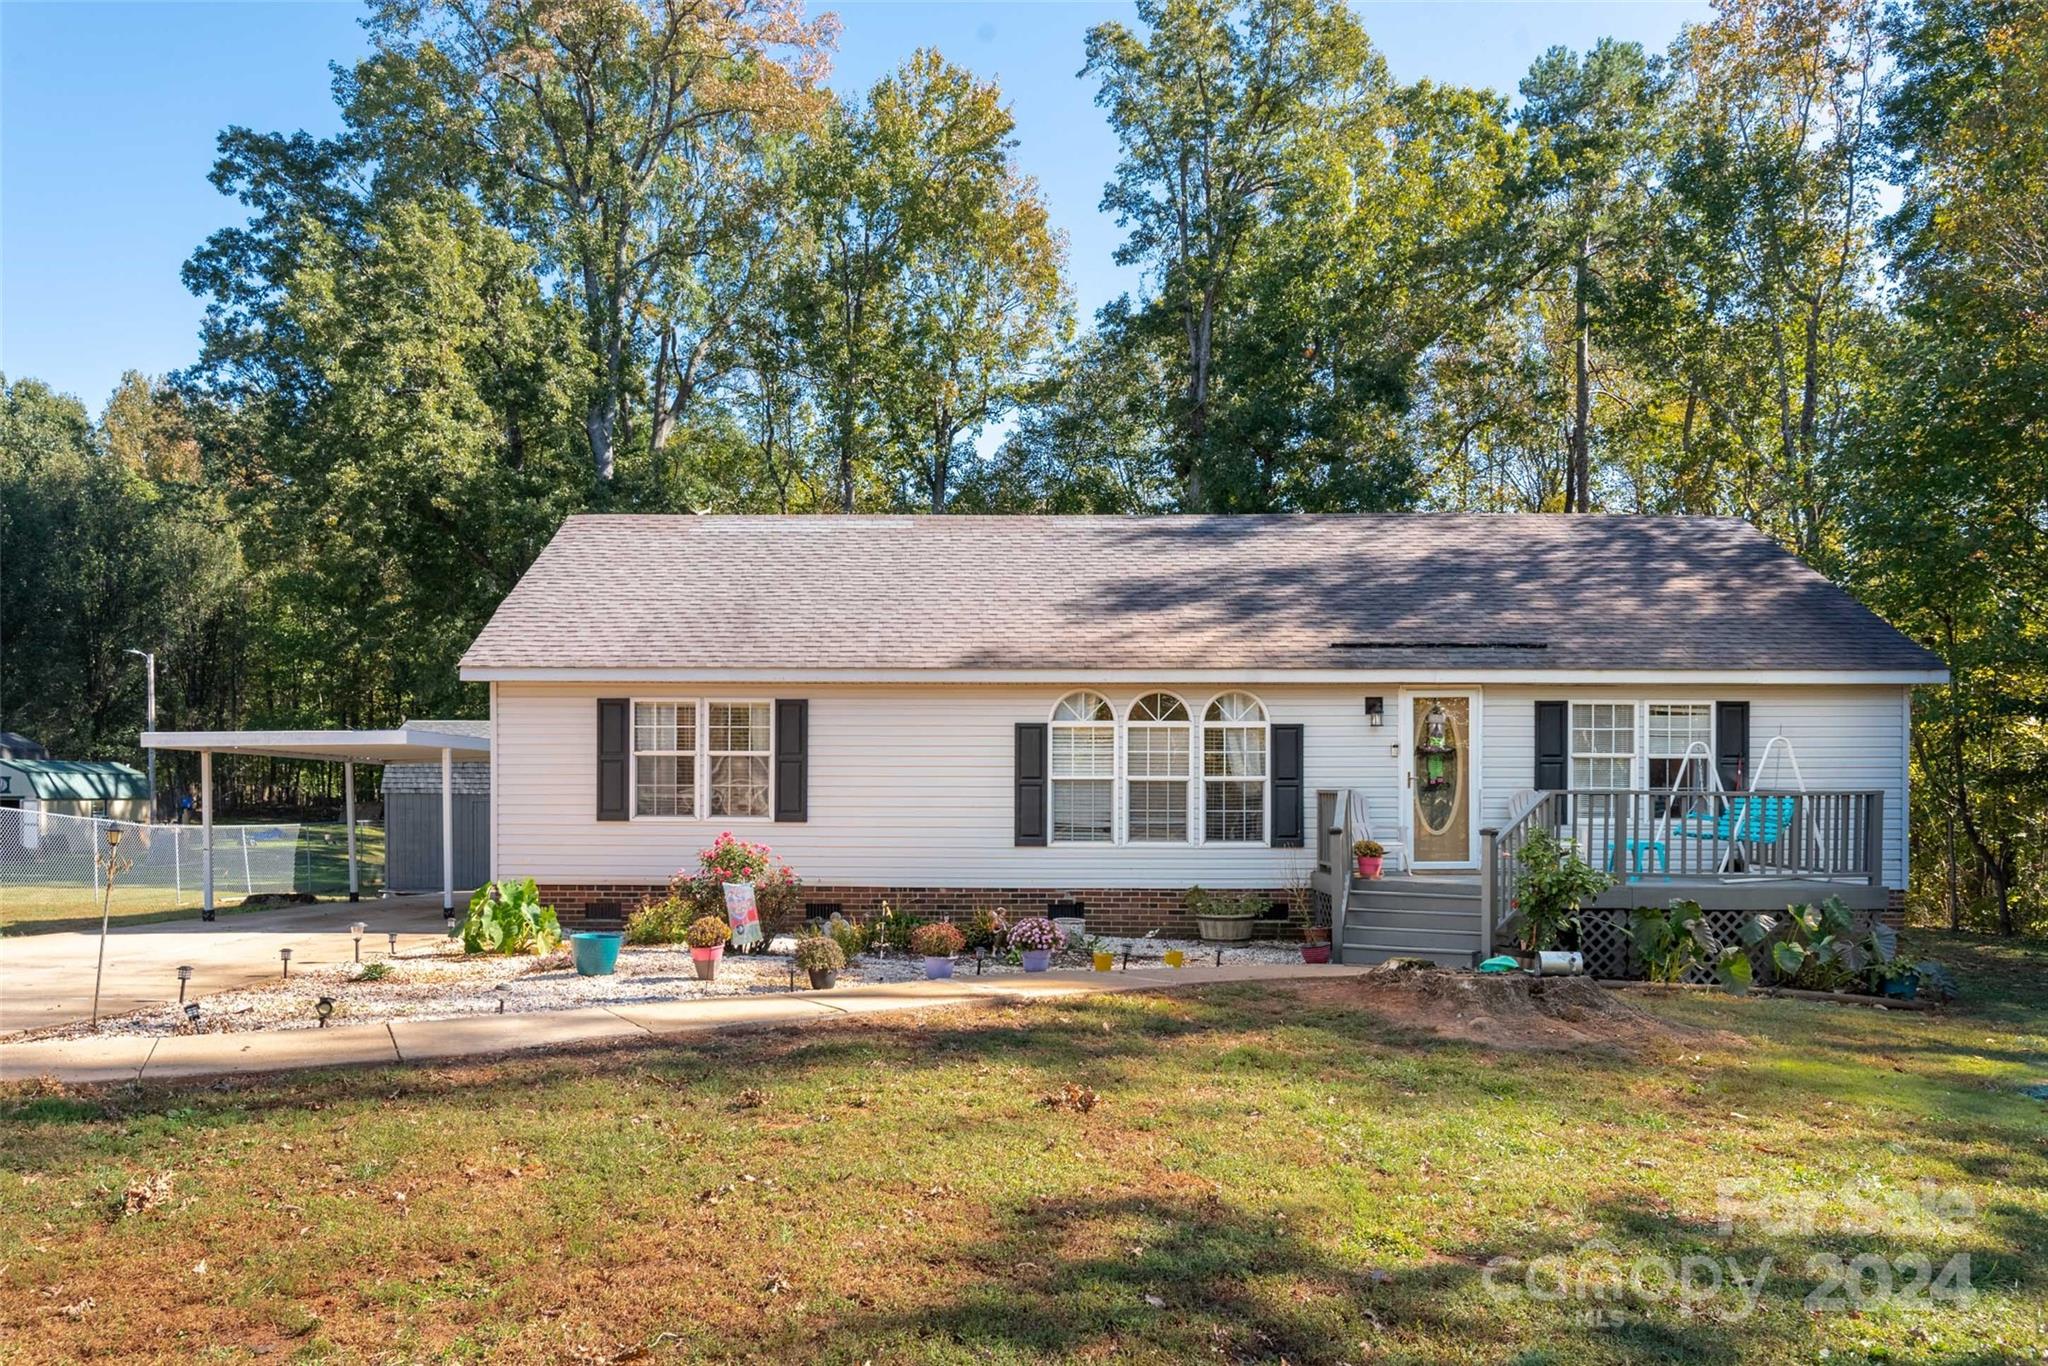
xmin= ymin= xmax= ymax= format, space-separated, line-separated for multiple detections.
xmin=384 ymin=720 xmax=491 ymax=894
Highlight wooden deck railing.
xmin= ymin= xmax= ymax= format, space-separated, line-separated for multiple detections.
xmin=1483 ymin=788 xmax=1885 ymax=946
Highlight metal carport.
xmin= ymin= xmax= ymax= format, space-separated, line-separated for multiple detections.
xmin=140 ymin=725 xmax=490 ymax=920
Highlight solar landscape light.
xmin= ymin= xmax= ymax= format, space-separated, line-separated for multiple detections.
xmin=387 ymin=931 xmax=400 ymax=956
xmin=279 ymin=946 xmax=293 ymax=979
xmin=495 ymin=982 xmax=511 ymax=1014
xmin=314 ymin=996 xmax=334 ymax=1027
xmin=176 ymin=965 xmax=194 ymax=1003
xmin=183 ymin=1001 xmax=201 ymax=1026
xmin=350 ymin=922 xmax=367 ymax=962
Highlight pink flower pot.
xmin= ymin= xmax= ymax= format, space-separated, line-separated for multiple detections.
xmin=690 ymin=944 xmax=724 ymax=981
xmin=1356 ymin=855 xmax=1384 ymax=879
xmin=1300 ymin=944 xmax=1332 ymax=964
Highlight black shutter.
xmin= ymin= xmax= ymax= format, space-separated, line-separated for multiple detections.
xmin=1269 ymin=723 xmax=1305 ymax=847
xmin=773 ymin=699 xmax=809 ymax=821
xmin=597 ymin=698 xmax=630 ymax=821
xmin=1715 ymin=701 xmax=1750 ymax=791
xmin=1014 ymin=722 xmax=1048 ymax=846
xmin=1534 ymin=700 xmax=1568 ymax=791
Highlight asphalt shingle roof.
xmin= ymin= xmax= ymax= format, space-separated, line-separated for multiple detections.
xmin=459 ymin=514 xmax=1944 ymax=675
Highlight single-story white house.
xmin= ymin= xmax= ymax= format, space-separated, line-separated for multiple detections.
xmin=460 ymin=514 xmax=1947 ymax=966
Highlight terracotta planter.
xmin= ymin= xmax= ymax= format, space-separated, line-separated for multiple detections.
xmin=691 ymin=943 xmax=724 ymax=981
xmin=1355 ymin=855 xmax=1384 ymax=879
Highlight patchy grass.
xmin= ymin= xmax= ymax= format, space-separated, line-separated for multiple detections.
xmin=2 ymin=932 xmax=2043 ymax=1362
xmin=1 ymin=823 xmax=383 ymax=934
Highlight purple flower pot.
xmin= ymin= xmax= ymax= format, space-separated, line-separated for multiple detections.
xmin=923 ymin=956 xmax=955 ymax=980
xmin=1020 ymin=949 xmax=1052 ymax=973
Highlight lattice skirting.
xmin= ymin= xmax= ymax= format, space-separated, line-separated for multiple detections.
xmin=1577 ymin=906 xmax=1890 ymax=985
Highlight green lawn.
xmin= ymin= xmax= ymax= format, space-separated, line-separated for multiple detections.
xmin=0 ymin=823 xmax=384 ymax=935
xmin=2 ymin=931 xmax=2043 ymax=1362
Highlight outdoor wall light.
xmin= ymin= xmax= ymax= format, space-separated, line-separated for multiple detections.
xmin=1364 ymin=696 xmax=1385 ymax=728
xmin=176 ymin=965 xmax=194 ymax=1003
xmin=350 ymin=922 xmax=367 ymax=962
xmin=183 ymin=1001 xmax=201 ymax=1025
xmin=279 ymin=946 xmax=293 ymax=979
xmin=314 ymin=996 xmax=334 ymax=1027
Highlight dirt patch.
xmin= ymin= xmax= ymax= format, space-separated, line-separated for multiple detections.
xmin=1302 ymin=961 xmax=1725 ymax=1051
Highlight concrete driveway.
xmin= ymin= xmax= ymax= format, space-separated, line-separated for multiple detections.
xmin=0 ymin=895 xmax=458 ymax=1036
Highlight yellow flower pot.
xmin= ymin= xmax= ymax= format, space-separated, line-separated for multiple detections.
xmin=1092 ymin=951 xmax=1113 ymax=972
xmin=1164 ymin=949 xmax=1185 ymax=969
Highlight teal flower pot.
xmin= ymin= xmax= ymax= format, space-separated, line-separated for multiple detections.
xmin=570 ymin=931 xmax=623 ymax=977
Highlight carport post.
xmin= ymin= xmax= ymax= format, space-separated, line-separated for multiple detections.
xmin=200 ymin=749 xmax=214 ymax=922
xmin=441 ymin=746 xmax=454 ymax=919
xmin=344 ymin=759 xmax=358 ymax=902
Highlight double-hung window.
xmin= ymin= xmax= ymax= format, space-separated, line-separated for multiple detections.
xmin=1050 ymin=692 xmax=1116 ymax=843
xmin=1125 ymin=692 xmax=1191 ymax=842
xmin=1646 ymin=703 xmax=1714 ymax=790
xmin=631 ymin=699 xmax=771 ymax=819
xmin=1203 ymin=692 xmax=1267 ymax=842
xmin=1570 ymin=703 xmax=1636 ymax=789
xmin=709 ymin=702 xmax=773 ymax=818
xmin=634 ymin=701 xmax=697 ymax=817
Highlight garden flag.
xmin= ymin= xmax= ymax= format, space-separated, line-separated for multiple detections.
xmin=723 ymin=882 xmax=763 ymax=950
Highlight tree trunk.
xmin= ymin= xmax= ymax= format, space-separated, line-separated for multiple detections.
xmin=1568 ymin=246 xmax=1593 ymax=513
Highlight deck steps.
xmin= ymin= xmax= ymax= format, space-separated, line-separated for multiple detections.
xmin=1341 ymin=875 xmax=1484 ymax=968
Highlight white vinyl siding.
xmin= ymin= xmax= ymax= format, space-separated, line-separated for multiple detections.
xmin=492 ymin=681 xmax=1914 ymax=892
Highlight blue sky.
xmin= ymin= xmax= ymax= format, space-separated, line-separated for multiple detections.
xmin=0 ymin=1 xmax=1708 ymax=412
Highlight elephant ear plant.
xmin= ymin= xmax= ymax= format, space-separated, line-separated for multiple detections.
xmin=461 ymin=878 xmax=563 ymax=956
xmin=1625 ymin=899 xmax=1755 ymax=991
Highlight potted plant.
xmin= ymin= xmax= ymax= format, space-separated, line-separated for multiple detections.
xmin=1008 ymin=916 xmax=1066 ymax=971
xmin=795 ymin=935 xmax=845 ymax=989
xmin=910 ymin=921 xmax=966 ymax=979
xmin=686 ymin=915 xmax=732 ymax=980
xmin=1353 ymin=839 xmax=1385 ymax=879
xmin=1301 ymin=924 xmax=1332 ymax=965
xmin=1182 ymin=887 xmax=1262 ymax=943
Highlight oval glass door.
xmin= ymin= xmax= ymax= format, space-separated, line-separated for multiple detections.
xmin=1410 ymin=696 xmax=1471 ymax=864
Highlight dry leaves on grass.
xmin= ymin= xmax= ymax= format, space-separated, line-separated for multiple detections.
xmin=1040 ymin=1083 xmax=1100 ymax=1113
xmin=733 ymin=1087 xmax=768 ymax=1110
xmin=121 ymin=1171 xmax=173 ymax=1217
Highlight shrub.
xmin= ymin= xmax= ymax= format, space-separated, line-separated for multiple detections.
xmin=1007 ymin=916 xmax=1067 ymax=952
xmin=795 ymin=936 xmax=846 ymax=974
xmin=963 ymin=907 xmax=1007 ymax=951
xmin=826 ymin=917 xmax=869 ymax=961
xmin=870 ymin=901 xmax=919 ymax=951
xmin=352 ymin=961 xmax=393 ymax=984
xmin=686 ymin=916 xmax=733 ymax=949
xmin=1625 ymin=899 xmax=1753 ymax=991
xmin=659 ymin=833 xmax=802 ymax=945
xmin=625 ymin=894 xmax=696 ymax=946
xmin=460 ymin=879 xmax=563 ymax=956
xmin=1506 ymin=828 xmax=1611 ymax=952
xmin=1183 ymin=886 xmax=1265 ymax=919
xmin=910 ymin=922 xmax=966 ymax=958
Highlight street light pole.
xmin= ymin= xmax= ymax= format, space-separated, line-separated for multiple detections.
xmin=125 ymin=648 xmax=156 ymax=818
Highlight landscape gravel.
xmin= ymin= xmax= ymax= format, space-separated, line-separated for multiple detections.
xmin=31 ymin=933 xmax=1310 ymax=1040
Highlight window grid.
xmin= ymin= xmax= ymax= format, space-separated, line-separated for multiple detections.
xmin=1570 ymin=702 xmax=1636 ymax=790
xmin=1647 ymin=703 xmax=1714 ymax=790
xmin=709 ymin=701 xmax=773 ymax=818
xmin=1050 ymin=691 xmax=1117 ymax=844
xmin=1126 ymin=692 xmax=1192 ymax=843
xmin=633 ymin=701 xmax=698 ymax=817
xmin=1202 ymin=692 xmax=1268 ymax=844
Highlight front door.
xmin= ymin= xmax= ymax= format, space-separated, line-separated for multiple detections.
xmin=1402 ymin=691 xmax=1480 ymax=869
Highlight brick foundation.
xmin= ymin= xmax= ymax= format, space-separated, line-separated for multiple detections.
xmin=539 ymin=882 xmax=1305 ymax=939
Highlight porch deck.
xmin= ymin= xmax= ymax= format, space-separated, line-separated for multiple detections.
xmin=1314 ymin=786 xmax=1890 ymax=967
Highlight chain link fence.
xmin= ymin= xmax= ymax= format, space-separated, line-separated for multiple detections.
xmin=0 ymin=806 xmax=374 ymax=921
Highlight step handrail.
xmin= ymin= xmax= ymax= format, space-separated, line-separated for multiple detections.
xmin=1481 ymin=789 xmax=1566 ymax=954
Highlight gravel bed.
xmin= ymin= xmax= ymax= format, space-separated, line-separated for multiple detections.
xmin=29 ymin=934 xmax=1313 ymax=1041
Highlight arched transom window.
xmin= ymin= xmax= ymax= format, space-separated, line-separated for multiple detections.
xmin=1203 ymin=692 xmax=1268 ymax=843
xmin=1049 ymin=691 xmax=1116 ymax=843
xmin=1125 ymin=692 xmax=1192 ymax=842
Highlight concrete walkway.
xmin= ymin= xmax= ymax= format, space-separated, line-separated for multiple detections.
xmin=0 ymin=895 xmax=456 ymax=1037
xmin=0 ymin=963 xmax=1371 ymax=1085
